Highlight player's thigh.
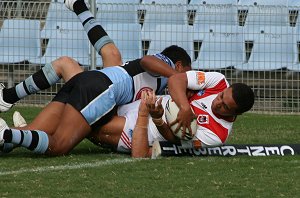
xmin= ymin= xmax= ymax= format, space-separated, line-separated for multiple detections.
xmin=49 ymin=104 xmax=91 ymax=154
xmin=25 ymin=101 xmax=65 ymax=135
xmin=89 ymin=116 xmax=125 ymax=147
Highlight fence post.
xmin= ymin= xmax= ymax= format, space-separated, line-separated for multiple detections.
xmin=90 ymin=0 xmax=97 ymax=70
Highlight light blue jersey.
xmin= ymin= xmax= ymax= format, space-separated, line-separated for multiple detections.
xmin=98 ymin=66 xmax=133 ymax=105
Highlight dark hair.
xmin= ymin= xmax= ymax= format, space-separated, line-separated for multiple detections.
xmin=230 ymin=83 xmax=255 ymax=114
xmin=161 ymin=45 xmax=191 ymax=67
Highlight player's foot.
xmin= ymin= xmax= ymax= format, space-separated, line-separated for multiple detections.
xmin=0 ymin=118 xmax=9 ymax=147
xmin=0 ymin=83 xmax=13 ymax=112
xmin=64 ymin=0 xmax=89 ymax=12
xmin=13 ymin=111 xmax=27 ymax=127
xmin=151 ymin=140 xmax=162 ymax=159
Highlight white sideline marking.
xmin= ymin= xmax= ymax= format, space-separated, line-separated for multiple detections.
xmin=0 ymin=158 xmax=142 ymax=176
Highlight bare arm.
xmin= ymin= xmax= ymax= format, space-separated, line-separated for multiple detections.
xmin=140 ymin=55 xmax=178 ymax=77
xmin=131 ymin=91 xmax=151 ymax=158
xmin=168 ymin=73 xmax=195 ymax=136
xmin=146 ymin=92 xmax=179 ymax=144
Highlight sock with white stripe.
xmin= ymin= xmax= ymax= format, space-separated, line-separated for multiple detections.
xmin=73 ymin=0 xmax=113 ymax=54
xmin=3 ymin=129 xmax=49 ymax=154
xmin=3 ymin=63 xmax=60 ymax=104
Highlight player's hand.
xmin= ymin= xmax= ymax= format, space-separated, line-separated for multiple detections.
xmin=138 ymin=91 xmax=150 ymax=117
xmin=145 ymin=91 xmax=164 ymax=119
xmin=170 ymin=105 xmax=196 ymax=139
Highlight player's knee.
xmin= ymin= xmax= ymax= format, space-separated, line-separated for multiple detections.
xmin=55 ymin=56 xmax=77 ymax=65
xmin=53 ymin=56 xmax=83 ymax=81
xmin=101 ymin=44 xmax=122 ymax=66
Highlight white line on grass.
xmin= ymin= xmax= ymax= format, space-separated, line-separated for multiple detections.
xmin=0 ymin=158 xmax=144 ymax=176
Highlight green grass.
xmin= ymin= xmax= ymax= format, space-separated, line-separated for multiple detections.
xmin=0 ymin=106 xmax=299 ymax=198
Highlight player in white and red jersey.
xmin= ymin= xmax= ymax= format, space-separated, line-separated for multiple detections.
xmin=187 ymin=71 xmax=234 ymax=147
xmin=166 ymin=71 xmax=255 ymax=148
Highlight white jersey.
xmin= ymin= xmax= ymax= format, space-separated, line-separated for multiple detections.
xmin=116 ymin=71 xmax=234 ymax=152
xmin=116 ymin=95 xmax=171 ymax=153
xmin=120 ymin=53 xmax=174 ymax=102
xmin=186 ymin=71 xmax=233 ymax=147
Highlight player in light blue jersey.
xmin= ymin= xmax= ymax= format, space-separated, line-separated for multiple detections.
xmin=0 ymin=44 xmax=191 ymax=155
xmin=0 ymin=0 xmax=192 ymax=155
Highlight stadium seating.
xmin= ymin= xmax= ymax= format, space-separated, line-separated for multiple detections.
xmin=97 ymin=0 xmax=141 ymax=3
xmin=140 ymin=3 xmax=189 ymax=41
xmin=189 ymin=0 xmax=237 ymax=5
xmin=96 ymin=23 xmax=142 ymax=65
xmin=287 ymin=1 xmax=300 ymax=72
xmin=235 ymin=26 xmax=297 ymax=71
xmin=96 ymin=3 xmax=139 ymax=24
xmin=29 ymin=21 xmax=90 ymax=66
xmin=146 ymin=24 xmax=194 ymax=60
xmin=190 ymin=0 xmax=239 ymax=38
xmin=142 ymin=0 xmax=187 ymax=4
xmin=238 ymin=0 xmax=290 ymax=34
xmin=0 ymin=19 xmax=41 ymax=64
xmin=287 ymin=64 xmax=300 ymax=72
xmin=244 ymin=6 xmax=289 ymax=27
xmin=41 ymin=2 xmax=78 ymax=39
xmin=288 ymin=0 xmax=300 ymax=6
xmin=238 ymin=0 xmax=287 ymax=6
xmin=192 ymin=25 xmax=245 ymax=70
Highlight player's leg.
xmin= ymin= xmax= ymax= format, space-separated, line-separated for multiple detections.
xmin=0 ymin=101 xmax=65 ymax=153
xmin=65 ymin=0 xmax=122 ymax=67
xmin=0 ymin=56 xmax=83 ymax=112
xmin=0 ymin=103 xmax=91 ymax=155
xmin=47 ymin=103 xmax=91 ymax=155
xmin=88 ymin=115 xmax=125 ymax=149
xmin=48 ymin=70 xmax=118 ymax=154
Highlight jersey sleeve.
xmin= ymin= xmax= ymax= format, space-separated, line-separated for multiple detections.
xmin=153 ymin=53 xmax=175 ymax=68
xmin=186 ymin=71 xmax=228 ymax=90
xmin=195 ymin=128 xmax=223 ymax=147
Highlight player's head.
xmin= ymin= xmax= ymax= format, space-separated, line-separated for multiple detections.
xmin=212 ymin=83 xmax=255 ymax=117
xmin=231 ymin=83 xmax=255 ymax=114
xmin=161 ymin=45 xmax=191 ymax=72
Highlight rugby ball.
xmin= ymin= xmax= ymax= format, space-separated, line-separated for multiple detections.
xmin=165 ymin=99 xmax=197 ymax=140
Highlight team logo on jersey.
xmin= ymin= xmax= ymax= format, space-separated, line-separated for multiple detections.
xmin=197 ymin=90 xmax=205 ymax=96
xmin=196 ymin=72 xmax=205 ymax=85
xmin=197 ymin=114 xmax=209 ymax=124
xmin=135 ymin=87 xmax=153 ymax=100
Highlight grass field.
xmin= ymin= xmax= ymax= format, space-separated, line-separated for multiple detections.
xmin=0 ymin=106 xmax=299 ymax=197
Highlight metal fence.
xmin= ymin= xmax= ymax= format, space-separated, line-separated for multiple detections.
xmin=0 ymin=0 xmax=299 ymax=113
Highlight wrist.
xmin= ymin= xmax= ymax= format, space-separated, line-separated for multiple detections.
xmin=152 ymin=117 xmax=164 ymax=126
xmin=180 ymin=103 xmax=191 ymax=111
xmin=138 ymin=111 xmax=149 ymax=117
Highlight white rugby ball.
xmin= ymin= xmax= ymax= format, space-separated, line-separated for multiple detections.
xmin=165 ymin=99 xmax=197 ymax=140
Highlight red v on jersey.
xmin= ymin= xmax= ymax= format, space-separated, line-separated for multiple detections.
xmin=191 ymin=104 xmax=229 ymax=143
xmin=188 ymin=78 xmax=231 ymax=144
